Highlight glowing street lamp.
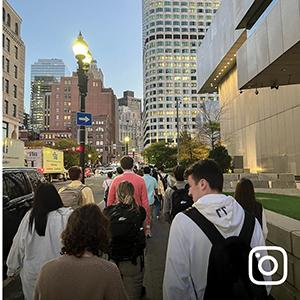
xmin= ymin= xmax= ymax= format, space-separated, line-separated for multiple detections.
xmin=124 ymin=136 xmax=130 ymax=155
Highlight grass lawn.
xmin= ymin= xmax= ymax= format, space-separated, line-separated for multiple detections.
xmin=226 ymin=193 xmax=300 ymax=221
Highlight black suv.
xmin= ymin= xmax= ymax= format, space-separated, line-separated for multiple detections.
xmin=3 ymin=168 xmax=45 ymax=278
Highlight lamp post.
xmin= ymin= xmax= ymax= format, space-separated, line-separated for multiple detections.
xmin=132 ymin=147 xmax=136 ymax=160
xmin=72 ymin=32 xmax=92 ymax=184
xmin=124 ymin=136 xmax=130 ymax=155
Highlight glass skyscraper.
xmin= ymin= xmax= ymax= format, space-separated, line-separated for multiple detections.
xmin=31 ymin=59 xmax=65 ymax=81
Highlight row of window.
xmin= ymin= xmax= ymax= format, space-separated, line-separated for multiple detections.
xmin=147 ymin=7 xmax=215 ymax=14
xmin=3 ymin=79 xmax=18 ymax=97
xmin=4 ymin=100 xmax=17 ymax=117
xmin=146 ymin=82 xmax=197 ymax=88
xmin=146 ymin=48 xmax=197 ymax=56
xmin=146 ymin=40 xmax=199 ymax=48
xmin=147 ymin=20 xmax=212 ymax=27
xmin=147 ymin=1 xmax=218 ymax=8
xmin=2 ymin=56 xmax=18 ymax=78
xmin=147 ymin=27 xmax=207 ymax=34
xmin=144 ymin=13 xmax=211 ymax=21
xmin=2 ymin=34 xmax=19 ymax=58
xmin=2 ymin=8 xmax=19 ymax=35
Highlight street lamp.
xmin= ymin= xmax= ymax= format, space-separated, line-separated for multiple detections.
xmin=132 ymin=147 xmax=136 ymax=160
xmin=72 ymin=32 xmax=92 ymax=184
xmin=124 ymin=136 xmax=130 ymax=155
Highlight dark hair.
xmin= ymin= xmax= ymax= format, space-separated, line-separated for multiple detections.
xmin=116 ymin=166 xmax=124 ymax=174
xmin=144 ymin=166 xmax=151 ymax=174
xmin=68 ymin=166 xmax=81 ymax=180
xmin=61 ymin=204 xmax=110 ymax=257
xmin=151 ymin=168 xmax=158 ymax=180
xmin=107 ymin=172 xmax=113 ymax=179
xmin=235 ymin=178 xmax=256 ymax=213
xmin=29 ymin=183 xmax=64 ymax=236
xmin=137 ymin=169 xmax=144 ymax=177
xmin=120 ymin=156 xmax=134 ymax=170
xmin=184 ymin=159 xmax=223 ymax=192
xmin=173 ymin=165 xmax=185 ymax=181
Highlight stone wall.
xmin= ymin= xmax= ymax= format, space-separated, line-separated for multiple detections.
xmin=265 ymin=210 xmax=300 ymax=300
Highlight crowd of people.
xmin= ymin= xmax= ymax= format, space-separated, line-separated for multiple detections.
xmin=6 ymin=156 xmax=271 ymax=300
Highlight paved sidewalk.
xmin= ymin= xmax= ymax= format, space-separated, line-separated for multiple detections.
xmin=143 ymin=218 xmax=170 ymax=300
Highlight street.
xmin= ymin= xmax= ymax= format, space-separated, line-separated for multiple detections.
xmin=3 ymin=175 xmax=169 ymax=300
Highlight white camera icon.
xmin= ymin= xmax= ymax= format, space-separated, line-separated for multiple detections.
xmin=248 ymin=246 xmax=288 ymax=286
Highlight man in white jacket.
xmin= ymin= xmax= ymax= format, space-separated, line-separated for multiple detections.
xmin=163 ymin=159 xmax=271 ymax=300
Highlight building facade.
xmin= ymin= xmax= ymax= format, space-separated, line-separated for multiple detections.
xmin=142 ymin=0 xmax=220 ymax=147
xmin=118 ymin=91 xmax=143 ymax=155
xmin=2 ymin=0 xmax=25 ymax=139
xmin=50 ymin=68 xmax=117 ymax=164
xmin=30 ymin=76 xmax=57 ymax=133
xmin=197 ymin=0 xmax=300 ymax=176
xmin=31 ymin=59 xmax=65 ymax=81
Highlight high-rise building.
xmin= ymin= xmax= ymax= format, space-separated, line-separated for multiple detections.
xmin=31 ymin=59 xmax=65 ymax=81
xmin=118 ymin=91 xmax=143 ymax=155
xmin=142 ymin=0 xmax=220 ymax=147
xmin=2 ymin=0 xmax=25 ymax=139
xmin=30 ymin=76 xmax=57 ymax=133
xmin=30 ymin=59 xmax=65 ymax=134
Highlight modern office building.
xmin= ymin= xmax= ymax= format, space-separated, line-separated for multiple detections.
xmin=197 ymin=0 xmax=300 ymax=176
xmin=118 ymin=91 xmax=143 ymax=155
xmin=30 ymin=76 xmax=57 ymax=133
xmin=31 ymin=59 xmax=65 ymax=81
xmin=142 ymin=0 xmax=220 ymax=147
xmin=2 ymin=0 xmax=25 ymax=139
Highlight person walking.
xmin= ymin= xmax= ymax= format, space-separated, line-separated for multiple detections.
xmin=143 ymin=166 xmax=158 ymax=236
xmin=103 ymin=172 xmax=113 ymax=206
xmin=104 ymin=181 xmax=146 ymax=300
xmin=163 ymin=165 xmax=192 ymax=223
xmin=59 ymin=166 xmax=94 ymax=209
xmin=163 ymin=159 xmax=271 ymax=300
xmin=235 ymin=177 xmax=268 ymax=239
xmin=6 ymin=183 xmax=72 ymax=300
xmin=34 ymin=204 xmax=128 ymax=300
xmin=107 ymin=156 xmax=150 ymax=234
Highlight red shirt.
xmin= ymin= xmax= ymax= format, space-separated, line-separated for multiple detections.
xmin=107 ymin=171 xmax=150 ymax=225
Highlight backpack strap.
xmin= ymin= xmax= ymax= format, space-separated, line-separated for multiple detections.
xmin=184 ymin=207 xmax=224 ymax=245
xmin=239 ymin=210 xmax=255 ymax=246
xmin=171 ymin=185 xmax=178 ymax=191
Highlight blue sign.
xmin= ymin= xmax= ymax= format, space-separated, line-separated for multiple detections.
xmin=76 ymin=112 xmax=92 ymax=126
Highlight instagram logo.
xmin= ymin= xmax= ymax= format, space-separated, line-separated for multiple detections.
xmin=248 ymin=246 xmax=288 ymax=285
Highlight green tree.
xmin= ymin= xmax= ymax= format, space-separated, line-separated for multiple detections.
xmin=142 ymin=141 xmax=177 ymax=168
xmin=208 ymin=145 xmax=232 ymax=173
xmin=179 ymin=131 xmax=209 ymax=168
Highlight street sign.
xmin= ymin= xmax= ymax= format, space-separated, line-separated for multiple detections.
xmin=76 ymin=112 xmax=92 ymax=126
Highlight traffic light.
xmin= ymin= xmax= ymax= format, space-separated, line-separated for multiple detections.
xmin=75 ymin=145 xmax=83 ymax=153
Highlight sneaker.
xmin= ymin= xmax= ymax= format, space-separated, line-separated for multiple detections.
xmin=146 ymin=233 xmax=152 ymax=239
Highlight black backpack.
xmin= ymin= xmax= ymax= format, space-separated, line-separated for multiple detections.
xmin=184 ymin=208 xmax=268 ymax=300
xmin=159 ymin=173 xmax=168 ymax=191
xmin=170 ymin=184 xmax=193 ymax=220
xmin=104 ymin=204 xmax=146 ymax=262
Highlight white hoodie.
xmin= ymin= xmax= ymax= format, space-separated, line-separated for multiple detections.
xmin=163 ymin=194 xmax=271 ymax=300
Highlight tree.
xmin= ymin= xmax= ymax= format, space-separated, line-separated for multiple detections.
xmin=196 ymin=100 xmax=222 ymax=150
xmin=178 ymin=131 xmax=209 ymax=168
xmin=142 ymin=141 xmax=177 ymax=168
xmin=208 ymin=145 xmax=232 ymax=173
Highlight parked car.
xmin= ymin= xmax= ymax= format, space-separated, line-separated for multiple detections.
xmin=96 ymin=167 xmax=115 ymax=175
xmin=2 ymin=168 xmax=45 ymax=279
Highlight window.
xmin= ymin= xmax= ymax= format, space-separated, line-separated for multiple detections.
xmin=7 ymin=13 xmax=11 ymax=27
xmin=15 ymin=46 xmax=18 ymax=59
xmin=13 ymin=84 xmax=17 ymax=98
xmin=13 ymin=104 xmax=17 ymax=117
xmin=2 ymin=8 xmax=5 ymax=23
xmin=3 ymin=172 xmax=31 ymax=201
xmin=14 ymin=65 xmax=17 ymax=78
xmin=3 ymin=121 xmax=8 ymax=138
xmin=5 ymin=58 xmax=9 ymax=73
xmin=2 ymin=34 xmax=5 ymax=48
xmin=4 ymin=100 xmax=8 ymax=114
xmin=6 ymin=38 xmax=10 ymax=52
xmin=15 ymin=23 xmax=19 ymax=35
xmin=5 ymin=79 xmax=9 ymax=93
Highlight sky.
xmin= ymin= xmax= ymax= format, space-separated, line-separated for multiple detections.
xmin=8 ymin=0 xmax=143 ymax=113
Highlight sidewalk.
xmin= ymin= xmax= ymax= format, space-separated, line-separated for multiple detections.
xmin=143 ymin=218 xmax=170 ymax=300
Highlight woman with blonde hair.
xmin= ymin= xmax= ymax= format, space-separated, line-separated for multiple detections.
xmin=104 ymin=181 xmax=146 ymax=300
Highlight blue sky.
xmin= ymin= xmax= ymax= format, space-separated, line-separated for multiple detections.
xmin=8 ymin=0 xmax=143 ymax=113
